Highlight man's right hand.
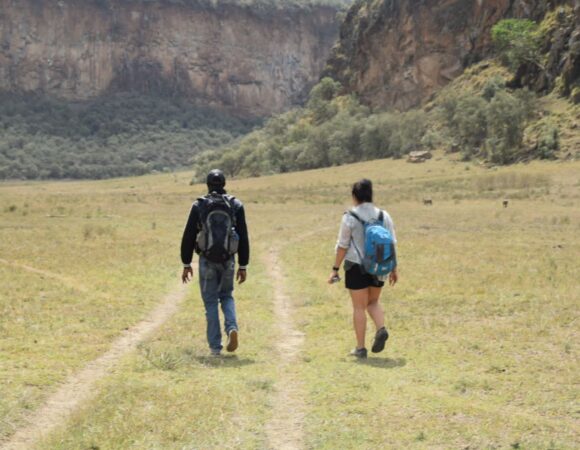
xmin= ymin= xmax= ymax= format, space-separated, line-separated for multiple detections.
xmin=236 ymin=268 xmax=247 ymax=284
xmin=182 ymin=267 xmax=193 ymax=284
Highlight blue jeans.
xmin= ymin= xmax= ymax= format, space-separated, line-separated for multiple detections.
xmin=198 ymin=256 xmax=238 ymax=351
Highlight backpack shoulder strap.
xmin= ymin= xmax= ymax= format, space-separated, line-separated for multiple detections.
xmin=197 ymin=196 xmax=210 ymax=210
xmin=224 ymin=195 xmax=240 ymax=213
xmin=221 ymin=194 xmax=238 ymax=225
xmin=196 ymin=197 xmax=208 ymax=230
xmin=346 ymin=211 xmax=365 ymax=261
xmin=378 ymin=210 xmax=384 ymax=223
xmin=347 ymin=210 xmax=365 ymax=225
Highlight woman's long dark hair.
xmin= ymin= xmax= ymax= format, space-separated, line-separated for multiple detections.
xmin=352 ymin=179 xmax=373 ymax=203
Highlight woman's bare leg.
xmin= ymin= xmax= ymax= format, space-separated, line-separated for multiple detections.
xmin=350 ymin=288 xmax=369 ymax=349
xmin=367 ymin=286 xmax=385 ymax=329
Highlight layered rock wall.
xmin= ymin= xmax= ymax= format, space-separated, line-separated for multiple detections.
xmin=0 ymin=0 xmax=340 ymax=115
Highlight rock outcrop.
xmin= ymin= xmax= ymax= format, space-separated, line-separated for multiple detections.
xmin=0 ymin=0 xmax=340 ymax=116
xmin=509 ymin=2 xmax=580 ymax=99
xmin=325 ymin=0 xmax=577 ymax=110
xmin=553 ymin=1 xmax=580 ymax=100
xmin=407 ymin=150 xmax=432 ymax=163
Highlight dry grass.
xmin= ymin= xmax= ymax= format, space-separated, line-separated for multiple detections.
xmin=1 ymin=157 xmax=578 ymax=448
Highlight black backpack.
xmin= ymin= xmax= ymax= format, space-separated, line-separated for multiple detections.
xmin=195 ymin=193 xmax=239 ymax=263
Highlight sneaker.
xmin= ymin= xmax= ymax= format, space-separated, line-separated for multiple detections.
xmin=371 ymin=327 xmax=389 ymax=353
xmin=349 ymin=347 xmax=368 ymax=359
xmin=226 ymin=329 xmax=238 ymax=353
xmin=210 ymin=348 xmax=221 ymax=357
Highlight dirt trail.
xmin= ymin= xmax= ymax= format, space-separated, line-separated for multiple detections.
xmin=0 ymin=282 xmax=187 ymax=450
xmin=264 ymin=247 xmax=306 ymax=450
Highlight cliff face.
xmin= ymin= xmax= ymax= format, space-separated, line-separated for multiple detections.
xmin=548 ymin=1 xmax=580 ymax=99
xmin=0 ymin=0 xmax=340 ymax=116
xmin=325 ymin=0 xmax=578 ymax=110
xmin=511 ymin=2 xmax=580 ymax=98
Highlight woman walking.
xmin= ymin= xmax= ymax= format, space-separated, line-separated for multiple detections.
xmin=329 ymin=179 xmax=398 ymax=359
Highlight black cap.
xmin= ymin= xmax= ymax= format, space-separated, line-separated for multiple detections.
xmin=206 ymin=169 xmax=226 ymax=189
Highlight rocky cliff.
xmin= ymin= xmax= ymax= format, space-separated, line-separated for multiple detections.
xmin=325 ymin=0 xmax=579 ymax=110
xmin=0 ymin=0 xmax=340 ymax=116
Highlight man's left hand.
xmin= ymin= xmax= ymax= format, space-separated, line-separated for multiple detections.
xmin=237 ymin=269 xmax=247 ymax=284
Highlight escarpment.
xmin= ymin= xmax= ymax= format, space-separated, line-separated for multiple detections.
xmin=0 ymin=0 xmax=341 ymax=116
xmin=325 ymin=0 xmax=579 ymax=110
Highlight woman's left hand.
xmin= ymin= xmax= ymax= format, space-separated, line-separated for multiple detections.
xmin=389 ymin=269 xmax=398 ymax=286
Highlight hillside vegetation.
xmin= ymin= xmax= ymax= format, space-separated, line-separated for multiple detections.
xmin=0 ymin=93 xmax=257 ymax=180
xmin=194 ymin=63 xmax=579 ymax=180
xmin=1 ymin=158 xmax=578 ymax=447
xmin=195 ymin=10 xmax=580 ymax=180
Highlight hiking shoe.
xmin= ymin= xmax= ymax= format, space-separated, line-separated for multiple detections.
xmin=226 ymin=329 xmax=238 ymax=353
xmin=349 ymin=347 xmax=368 ymax=359
xmin=371 ymin=327 xmax=389 ymax=353
xmin=210 ymin=348 xmax=221 ymax=357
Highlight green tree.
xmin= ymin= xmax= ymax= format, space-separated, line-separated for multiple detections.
xmin=306 ymin=78 xmax=342 ymax=124
xmin=361 ymin=114 xmax=395 ymax=159
xmin=535 ymin=124 xmax=559 ymax=160
xmin=485 ymin=91 xmax=526 ymax=164
xmin=0 ymin=92 xmax=256 ymax=180
xmin=219 ymin=149 xmax=245 ymax=178
xmin=491 ymin=19 xmax=542 ymax=71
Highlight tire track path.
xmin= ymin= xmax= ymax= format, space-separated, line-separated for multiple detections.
xmin=0 ymin=281 xmax=187 ymax=450
xmin=264 ymin=247 xmax=306 ymax=450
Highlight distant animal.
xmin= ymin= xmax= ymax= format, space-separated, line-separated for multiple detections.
xmin=423 ymin=198 xmax=433 ymax=206
xmin=503 ymin=199 xmax=509 ymax=208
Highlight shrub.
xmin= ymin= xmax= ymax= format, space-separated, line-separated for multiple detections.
xmin=438 ymin=83 xmax=533 ymax=163
xmin=485 ymin=90 xmax=527 ymax=164
xmin=491 ymin=19 xmax=542 ymax=71
xmin=307 ymin=77 xmax=342 ymax=124
xmin=446 ymin=95 xmax=488 ymax=159
xmin=193 ymin=71 xmax=542 ymax=180
xmin=535 ymin=124 xmax=559 ymax=159
xmin=0 ymin=92 xmax=257 ymax=180
xmin=571 ymin=87 xmax=580 ymax=104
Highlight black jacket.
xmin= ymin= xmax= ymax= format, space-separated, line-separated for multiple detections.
xmin=181 ymin=194 xmax=250 ymax=267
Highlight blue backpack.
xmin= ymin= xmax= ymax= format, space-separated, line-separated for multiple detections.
xmin=348 ymin=210 xmax=397 ymax=276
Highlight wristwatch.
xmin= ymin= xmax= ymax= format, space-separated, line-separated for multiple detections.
xmin=332 ymin=266 xmax=340 ymax=272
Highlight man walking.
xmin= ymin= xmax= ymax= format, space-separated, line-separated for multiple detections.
xmin=181 ymin=169 xmax=250 ymax=356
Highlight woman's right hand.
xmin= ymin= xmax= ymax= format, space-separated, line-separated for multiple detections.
xmin=328 ymin=271 xmax=339 ymax=284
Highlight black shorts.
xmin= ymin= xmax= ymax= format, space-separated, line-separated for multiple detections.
xmin=345 ymin=264 xmax=385 ymax=290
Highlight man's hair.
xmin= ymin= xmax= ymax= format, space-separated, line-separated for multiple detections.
xmin=352 ymin=179 xmax=373 ymax=203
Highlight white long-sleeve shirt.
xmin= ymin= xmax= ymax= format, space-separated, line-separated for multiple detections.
xmin=336 ymin=202 xmax=397 ymax=267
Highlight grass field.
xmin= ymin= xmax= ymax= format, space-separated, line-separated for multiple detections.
xmin=0 ymin=155 xmax=578 ymax=449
